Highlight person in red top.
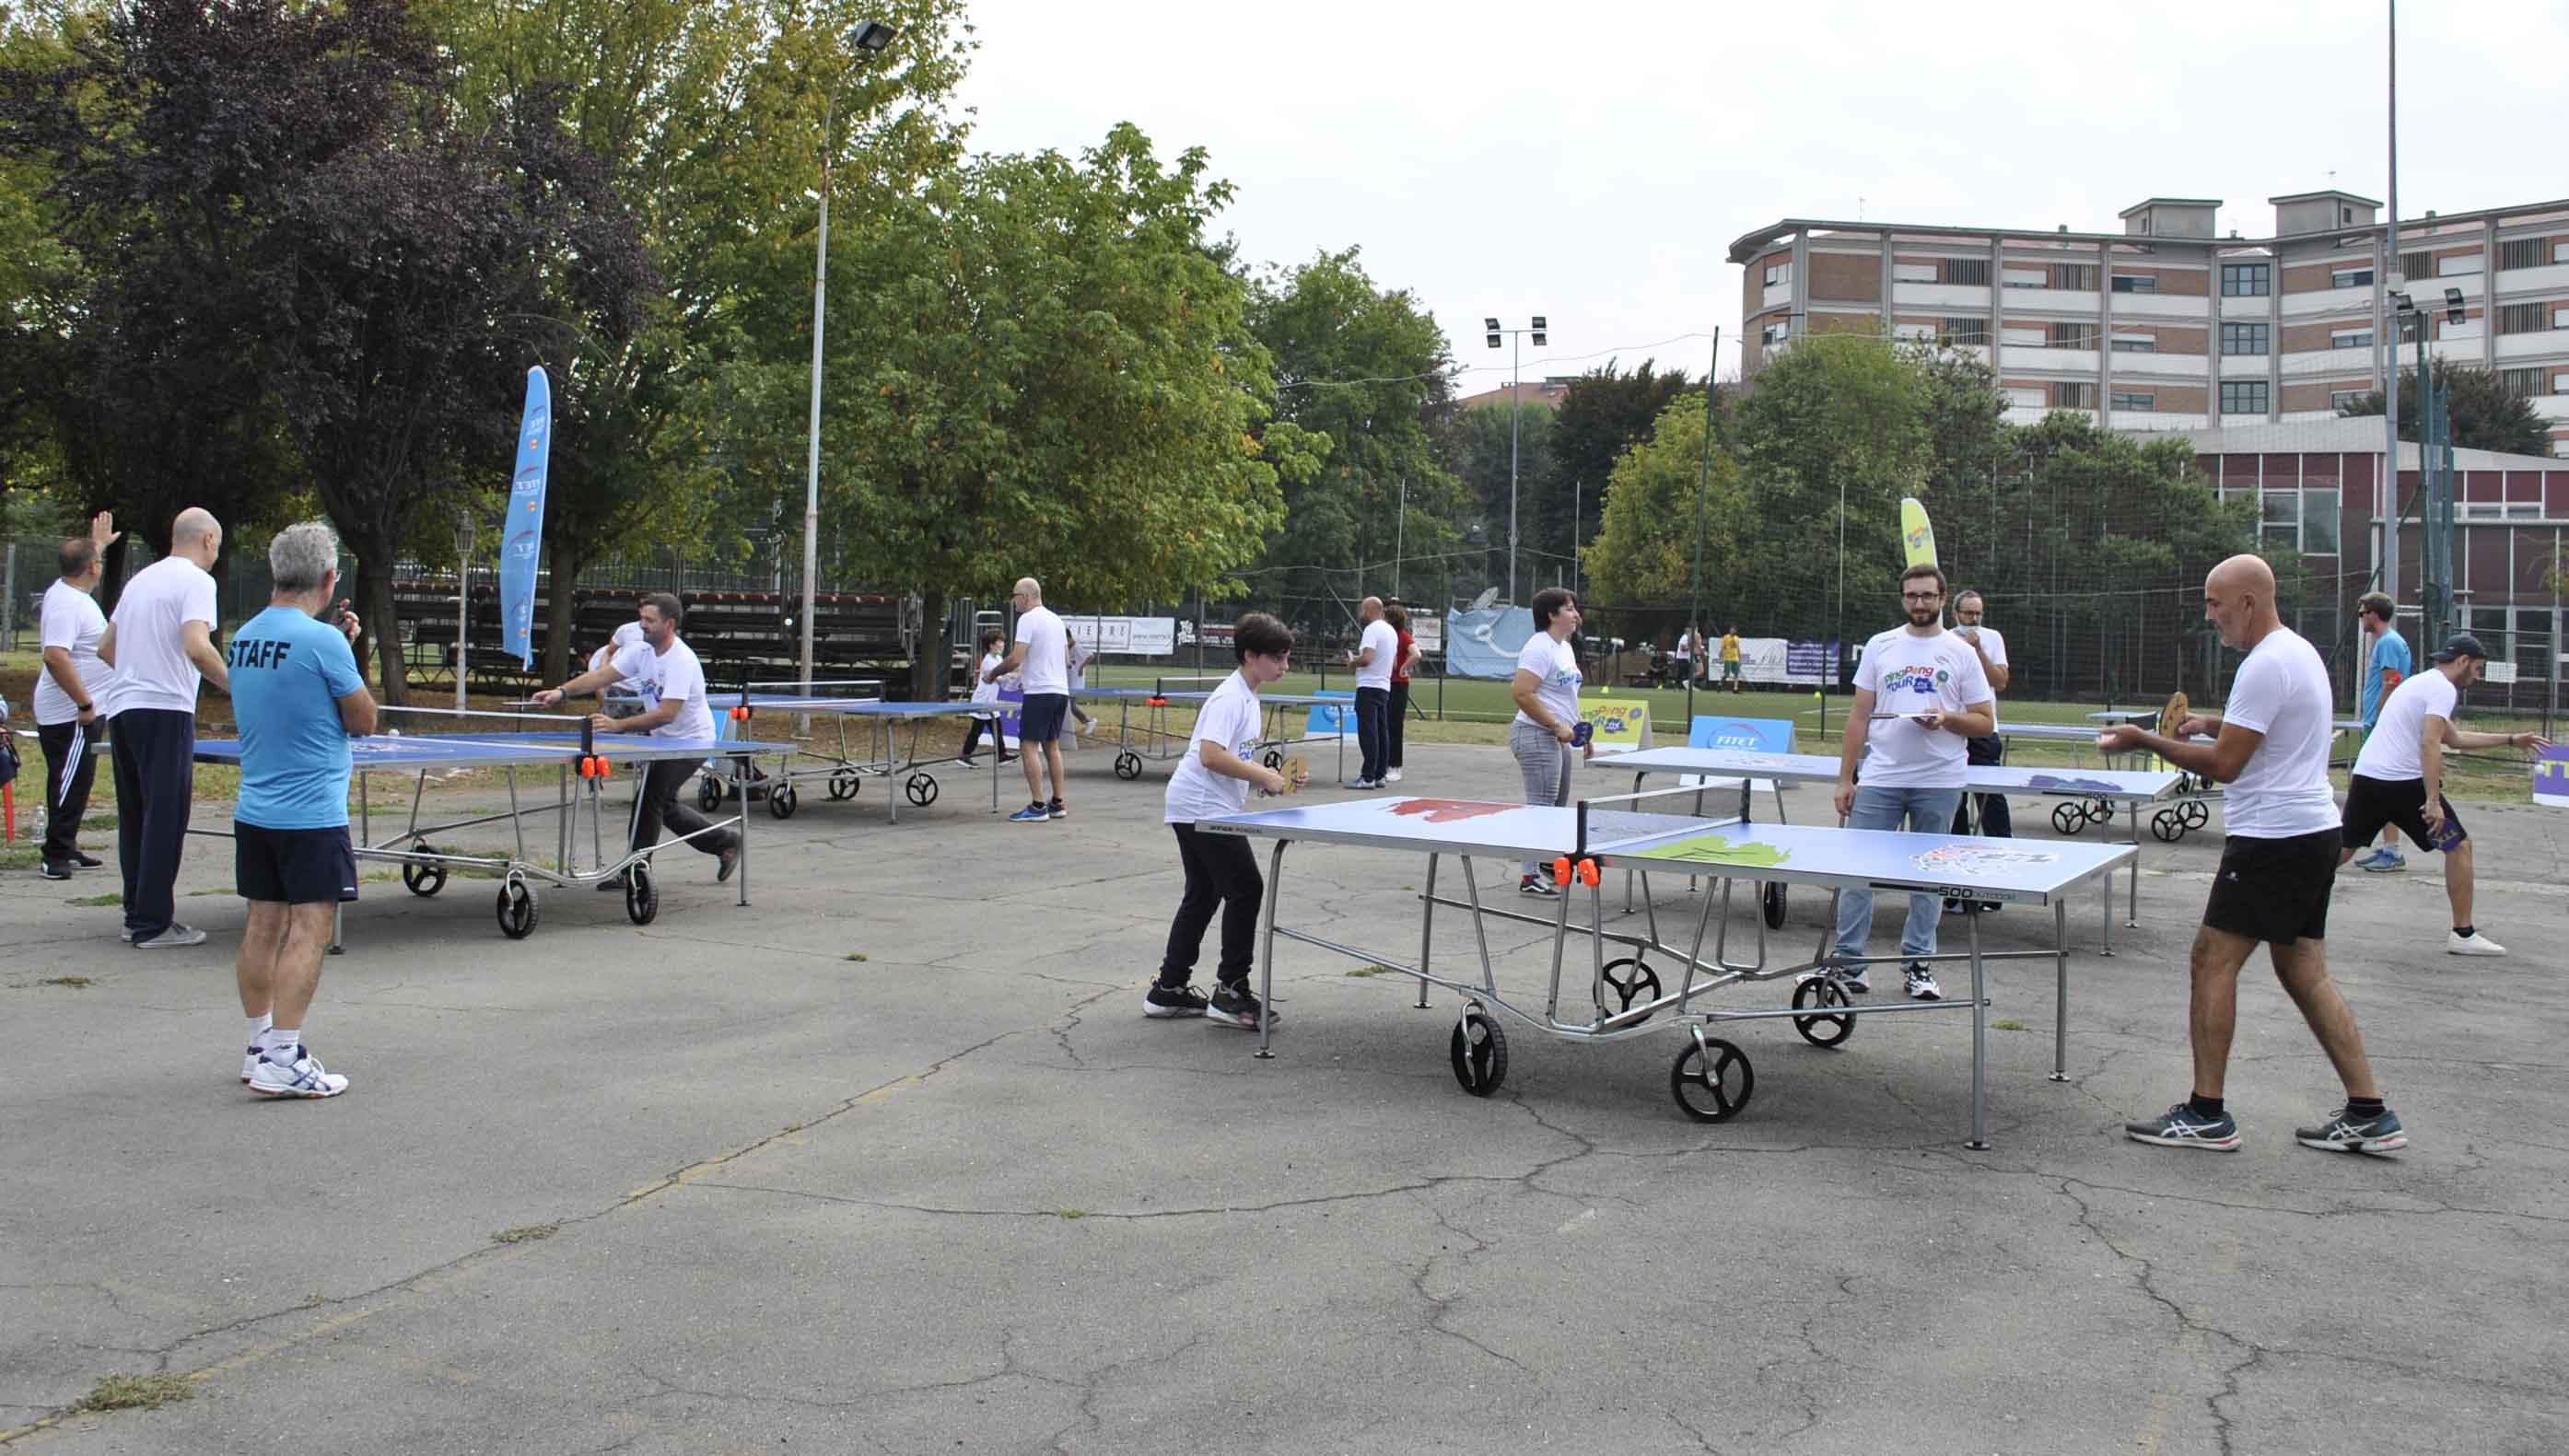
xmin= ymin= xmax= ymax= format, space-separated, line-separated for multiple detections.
xmin=1384 ymin=600 xmax=1419 ymax=784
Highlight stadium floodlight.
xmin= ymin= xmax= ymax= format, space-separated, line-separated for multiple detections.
xmin=851 ymin=20 xmax=896 ymax=51
xmin=1481 ymin=316 xmax=1554 ymax=602
xmin=2442 ymin=286 xmax=2464 ymax=325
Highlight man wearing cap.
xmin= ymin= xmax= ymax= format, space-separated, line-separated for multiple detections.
xmin=2336 ymin=634 xmax=2550 ymax=956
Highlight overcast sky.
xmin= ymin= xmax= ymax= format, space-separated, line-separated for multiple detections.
xmin=951 ymin=0 xmax=2569 ymax=395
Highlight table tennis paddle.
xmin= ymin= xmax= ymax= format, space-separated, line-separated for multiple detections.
xmin=1571 ymin=721 xmax=1594 ymax=748
xmin=1261 ymin=754 xmax=1309 ymax=797
xmin=2159 ymin=689 xmax=2189 ymax=738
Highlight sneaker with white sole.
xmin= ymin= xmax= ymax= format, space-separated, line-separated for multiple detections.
xmin=2356 ymin=847 xmax=2408 ymax=873
xmin=1143 ymin=983 xmax=1209 ymax=1019
xmin=1518 ymin=874 xmax=1559 ymax=898
xmin=2295 ymin=1104 xmax=2406 ymax=1153
xmin=1007 ymin=802 xmax=1051 ymax=823
xmin=1206 ymin=981 xmax=1276 ymax=1030
xmin=248 ymin=1048 xmax=349 ymax=1099
xmin=2124 ymin=1101 xmax=2242 ymax=1150
xmin=240 ymin=1046 xmax=259 ymax=1084
xmin=2446 ymin=930 xmax=2506 ymax=957
xmin=134 ymin=924 xmax=207 ymax=949
xmin=1047 ymin=798 xmax=1068 ymax=821
xmin=1903 ymin=963 xmax=1943 ymax=1001
xmin=1384 ymin=769 xmax=1403 ymax=783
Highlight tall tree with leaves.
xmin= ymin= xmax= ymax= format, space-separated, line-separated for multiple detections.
xmin=2337 ymin=360 xmax=2555 ymax=459
xmin=1441 ymin=400 xmax=1553 ymax=599
xmin=1534 ymin=358 xmax=1693 ymax=582
xmin=1583 ymin=393 xmax=1746 ymax=634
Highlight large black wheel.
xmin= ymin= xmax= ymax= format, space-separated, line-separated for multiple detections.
xmin=904 ymin=772 xmax=939 ymax=808
xmin=827 ymin=769 xmax=859 ymax=801
xmin=2152 ymin=810 xmax=2184 ymax=843
xmin=2051 ymin=802 xmax=2085 ymax=835
xmin=1113 ymin=751 xmax=1143 ymax=781
xmin=697 ymin=776 xmax=723 ymax=812
xmin=768 ymin=781 xmax=799 ymax=820
xmin=1448 ymin=1007 xmax=1509 ymax=1096
xmin=402 ymin=844 xmax=448 ymax=898
xmin=1669 ymin=1035 xmax=1754 ymax=1123
xmin=1790 ymin=975 xmax=1854 ymax=1048
xmin=2180 ymin=798 xmax=2210 ymax=829
xmin=1599 ymin=957 xmax=1662 ymax=1025
xmin=1761 ymin=880 xmax=1788 ymax=930
xmin=624 ymin=861 xmax=658 ymax=926
xmin=495 ymin=880 xmax=539 ymax=940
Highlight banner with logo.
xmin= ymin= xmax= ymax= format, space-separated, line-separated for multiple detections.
xmin=499 ymin=367 xmax=551 ymax=668
xmin=1304 ymin=690 xmax=1354 ymax=740
xmin=1063 ymin=614 xmax=1177 ymax=657
xmin=1443 ymin=606 xmax=1536 ymax=679
xmin=1579 ymin=699 xmax=1652 ymax=754
xmin=1687 ymin=715 xmax=1795 ymax=753
xmin=2537 ymin=745 xmax=2569 ymax=809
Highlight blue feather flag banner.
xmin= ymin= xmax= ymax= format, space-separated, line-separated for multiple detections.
xmin=500 ymin=367 xmax=551 ymax=668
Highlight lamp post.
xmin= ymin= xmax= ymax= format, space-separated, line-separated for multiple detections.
xmin=1483 ymin=314 xmax=1547 ymax=603
xmin=2391 ymin=286 xmax=2466 ymax=646
xmin=800 ymin=19 xmax=897 ymax=690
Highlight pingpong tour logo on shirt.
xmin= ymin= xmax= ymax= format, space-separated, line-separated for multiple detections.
xmin=229 ymin=637 xmax=292 ymax=670
xmin=1881 ymin=665 xmax=1948 ymax=697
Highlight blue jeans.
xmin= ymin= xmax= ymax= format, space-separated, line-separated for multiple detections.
xmin=1835 ymin=784 xmax=1967 ymax=963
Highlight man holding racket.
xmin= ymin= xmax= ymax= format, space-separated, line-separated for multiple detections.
xmin=2104 ymin=554 xmax=2404 ymax=1155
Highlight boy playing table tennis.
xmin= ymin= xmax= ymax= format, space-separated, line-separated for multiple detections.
xmin=1148 ymin=612 xmax=1294 ymax=1029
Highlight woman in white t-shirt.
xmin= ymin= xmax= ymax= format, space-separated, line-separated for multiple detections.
xmin=1148 ymin=612 xmax=1295 ymax=1030
xmin=1508 ymin=588 xmax=1588 ymax=896
xmin=959 ymin=629 xmax=1014 ymax=766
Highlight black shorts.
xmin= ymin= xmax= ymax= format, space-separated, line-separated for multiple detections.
xmin=2202 ymin=828 xmax=2339 ymax=945
xmin=1018 ymin=693 xmax=1070 ymax=744
xmin=2340 ymin=773 xmax=2466 ymax=853
xmin=236 ymin=823 xmax=360 ymax=904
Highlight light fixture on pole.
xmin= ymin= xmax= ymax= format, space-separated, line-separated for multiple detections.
xmin=1483 ymin=314 xmax=1547 ymax=604
xmin=800 ymin=19 xmax=898 ymax=691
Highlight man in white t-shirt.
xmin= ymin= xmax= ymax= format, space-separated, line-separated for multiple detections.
xmin=96 ymin=507 xmax=230 ymax=949
xmin=1345 ymin=596 xmax=1399 ymax=789
xmin=984 ymin=577 xmax=1070 ymax=822
xmin=532 ymin=592 xmax=739 ymax=883
xmin=34 ymin=514 xmax=121 ymax=879
xmin=2101 ymin=554 xmax=2405 ymax=1155
xmin=1824 ymin=565 xmax=1992 ymax=1003
xmin=1944 ymin=588 xmax=2013 ymax=845
xmin=587 ymin=609 xmax=648 ymax=717
xmin=1147 ymin=611 xmax=1294 ymax=1029
xmin=2337 ymin=634 xmax=2550 ymax=957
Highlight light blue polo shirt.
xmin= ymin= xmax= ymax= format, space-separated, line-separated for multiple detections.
xmin=228 ymin=605 xmax=365 ymax=829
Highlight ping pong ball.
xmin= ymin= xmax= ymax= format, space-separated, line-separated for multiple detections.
xmin=387 ymin=728 xmax=401 ymax=736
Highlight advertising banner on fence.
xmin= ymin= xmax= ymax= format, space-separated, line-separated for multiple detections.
xmin=498 ymin=367 xmax=551 ymax=669
xmin=1579 ymin=699 xmax=1652 ymax=754
xmin=1728 ymin=637 xmax=1839 ymax=686
xmin=1443 ymin=606 xmax=1536 ymax=680
xmin=1410 ymin=614 xmax=1442 ymax=655
xmin=1304 ymin=690 xmax=1354 ymax=740
xmin=1063 ymin=615 xmax=1177 ymax=657
xmin=2537 ymin=745 xmax=2569 ymax=809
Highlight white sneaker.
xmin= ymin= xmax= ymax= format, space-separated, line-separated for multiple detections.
xmin=134 ymin=923 xmax=207 ymax=949
xmin=248 ymin=1049 xmax=349 ymax=1099
xmin=1384 ymin=769 xmax=1402 ymax=783
xmin=2447 ymin=930 xmax=2507 ymax=957
xmin=240 ymin=1046 xmax=259 ymax=1084
xmin=1904 ymin=964 xmax=1943 ymax=1001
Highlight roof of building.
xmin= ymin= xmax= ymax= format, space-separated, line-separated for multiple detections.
xmin=1727 ymin=196 xmax=2569 ymax=263
xmin=2268 ymin=190 xmax=2385 ymax=207
xmin=2129 ymin=416 xmax=2566 ymax=471
xmin=2117 ymin=197 xmax=2225 ymax=216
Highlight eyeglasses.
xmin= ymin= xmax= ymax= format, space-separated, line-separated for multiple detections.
xmin=1901 ymin=592 xmax=1943 ymax=603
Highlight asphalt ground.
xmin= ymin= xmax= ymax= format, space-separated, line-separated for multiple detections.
xmin=3 ymin=733 xmax=2563 ymax=1454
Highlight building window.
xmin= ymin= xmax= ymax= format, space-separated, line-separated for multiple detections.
xmin=1944 ymin=259 xmax=1991 ymax=286
xmin=2221 ymin=379 xmax=2269 ymax=414
xmin=2052 ymin=322 xmax=2098 ymax=349
xmin=2109 ymin=274 xmax=2156 ymax=294
xmin=2497 ymin=302 xmax=2550 ymax=335
xmin=2331 ymin=267 xmax=2374 ymax=289
xmin=2221 ymin=262 xmax=2271 ymax=297
xmin=2302 ymin=487 xmax=2341 ymax=554
xmin=2110 ymin=390 xmax=2155 ymax=412
xmin=2003 ymin=268 xmax=2047 ymax=289
xmin=2108 ymin=334 xmax=2157 ymax=354
xmin=1941 ymin=318 xmax=1989 ymax=345
xmin=2498 ymin=238 xmax=2548 ymax=271
xmin=2499 ymin=367 xmax=2551 ymax=398
xmin=2437 ymin=253 xmax=2484 ymax=277
xmin=2261 ymin=489 xmax=2298 ymax=550
xmin=2052 ymin=263 xmax=2096 ymax=290
xmin=2221 ymin=322 xmax=2270 ymax=355
xmin=1763 ymin=262 xmax=1792 ymax=287
xmin=2055 ymin=382 xmax=2096 ymax=409
xmin=2398 ymin=250 xmax=2431 ymax=281
xmin=1760 ymin=320 xmax=1789 ymax=346
xmin=2330 ymin=329 xmax=2374 ymax=349
xmin=2330 ymin=390 xmax=2366 ymax=413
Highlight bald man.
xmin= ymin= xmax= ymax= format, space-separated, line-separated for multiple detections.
xmin=97 ymin=507 xmax=231 ymax=949
xmin=1345 ymin=596 xmax=1396 ymax=788
xmin=985 ymin=577 xmax=1070 ymax=821
xmin=2100 ymin=555 xmax=2405 ymax=1155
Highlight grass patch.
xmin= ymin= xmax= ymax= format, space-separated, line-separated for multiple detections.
xmin=1991 ymin=1019 xmax=2031 ymax=1032
xmin=38 ymin=975 xmax=94 ymax=988
xmin=844 ymin=951 xmax=869 ymax=962
xmin=0 ymin=844 xmax=41 ymax=872
xmin=65 ymin=892 xmax=122 ymax=907
xmin=1344 ymin=964 xmax=1400 ymax=978
xmin=1052 ymin=1208 xmax=1091 ymax=1220
xmin=75 ymin=1372 xmax=195 ymax=1412
xmin=492 ymin=1223 xmax=559 ymax=1244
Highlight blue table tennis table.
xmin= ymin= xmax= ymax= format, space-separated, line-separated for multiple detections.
xmin=1074 ymin=687 xmax=1347 ymax=783
xmin=1202 ymin=793 xmax=2135 ymax=1146
xmin=689 ymin=693 xmax=1003 ymax=825
xmin=1610 ymin=745 xmax=2180 ymax=942
xmin=193 ymin=727 xmax=790 ymax=943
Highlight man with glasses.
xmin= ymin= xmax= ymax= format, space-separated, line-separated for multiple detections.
xmin=1820 ymin=565 xmax=1994 ymax=1002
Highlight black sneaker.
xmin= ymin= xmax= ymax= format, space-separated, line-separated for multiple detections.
xmin=72 ymin=852 xmax=105 ymax=869
xmin=40 ymin=861 xmax=73 ymax=881
xmin=1207 ymin=982 xmax=1275 ymax=1029
xmin=1047 ymin=798 xmax=1068 ymax=821
xmin=1143 ymin=983 xmax=1209 ymax=1019
xmin=1518 ymin=874 xmax=1559 ymax=898
xmin=2124 ymin=1101 xmax=2242 ymax=1151
xmin=1903 ymin=963 xmax=1942 ymax=1001
xmin=2295 ymin=1105 xmax=2408 ymax=1154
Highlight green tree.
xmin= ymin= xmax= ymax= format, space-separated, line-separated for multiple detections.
xmin=1246 ymin=247 xmax=1461 ymax=636
xmin=1442 ymin=400 xmax=1552 ymax=599
xmin=2338 ymin=361 xmax=2555 ymax=458
xmin=1535 ymin=358 xmax=1693 ymax=581
xmin=1583 ymin=392 xmax=1746 ymax=637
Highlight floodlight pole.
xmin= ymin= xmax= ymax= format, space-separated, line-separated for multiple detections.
xmin=2382 ymin=0 xmax=2401 ymax=613
xmin=1508 ymin=331 xmax=1522 ymax=603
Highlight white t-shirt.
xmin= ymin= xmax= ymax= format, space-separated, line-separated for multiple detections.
xmin=1355 ymin=619 xmax=1398 ymax=691
xmin=2350 ymin=668 xmax=2456 ymax=784
xmin=1853 ymin=627 xmax=1991 ymax=788
xmin=610 ymin=635 xmax=717 ymax=742
xmin=2218 ymin=626 xmax=2341 ymax=838
xmin=35 ymin=580 xmax=113 ymax=725
xmin=970 ymin=651 xmax=1004 ymax=710
xmin=1067 ymin=638 xmax=1093 ymax=689
xmin=1014 ymin=606 xmax=1068 ymax=695
xmin=589 ymin=620 xmax=647 ymax=685
xmin=1512 ymin=634 xmax=1582 ymax=730
xmin=1955 ymin=623 xmax=2007 ymax=724
xmin=105 ymin=555 xmax=218 ymax=716
xmin=1164 ymin=670 xmax=1264 ymax=823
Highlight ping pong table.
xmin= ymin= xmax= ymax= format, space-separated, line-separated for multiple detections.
xmin=1201 ymin=794 xmax=2136 ymax=1146
xmin=1611 ymin=745 xmax=2180 ymax=941
xmin=193 ymin=724 xmax=790 ymax=943
xmin=688 ymin=693 xmax=1004 ymax=825
xmin=1074 ymin=686 xmax=1347 ymax=783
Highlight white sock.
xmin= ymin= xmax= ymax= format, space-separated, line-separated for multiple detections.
xmin=259 ymin=1026 xmax=303 ymax=1065
xmin=246 ymin=1013 xmax=272 ymax=1050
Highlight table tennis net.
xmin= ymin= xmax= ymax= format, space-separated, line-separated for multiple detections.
xmin=1574 ymin=806 xmax=1730 ymax=857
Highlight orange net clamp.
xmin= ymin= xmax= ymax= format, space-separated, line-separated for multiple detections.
xmin=1579 ymin=858 xmax=1600 ymax=888
xmin=1551 ymin=856 xmax=1572 ymax=886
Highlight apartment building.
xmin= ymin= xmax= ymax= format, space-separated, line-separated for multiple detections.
xmin=1730 ymin=192 xmax=2569 ymax=450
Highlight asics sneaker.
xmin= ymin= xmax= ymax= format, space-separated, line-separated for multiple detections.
xmin=1008 ymin=802 xmax=1051 ymax=823
xmin=2295 ymin=1105 xmax=2407 ymax=1153
xmin=248 ymin=1048 xmax=349 ymax=1100
xmin=2124 ymin=1102 xmax=2241 ymax=1150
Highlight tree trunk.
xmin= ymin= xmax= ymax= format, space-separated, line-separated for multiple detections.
xmin=908 ymin=588 xmax=949 ymax=702
xmin=356 ymin=555 xmax=408 ymax=705
xmin=541 ymin=539 xmax=588 ymax=687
